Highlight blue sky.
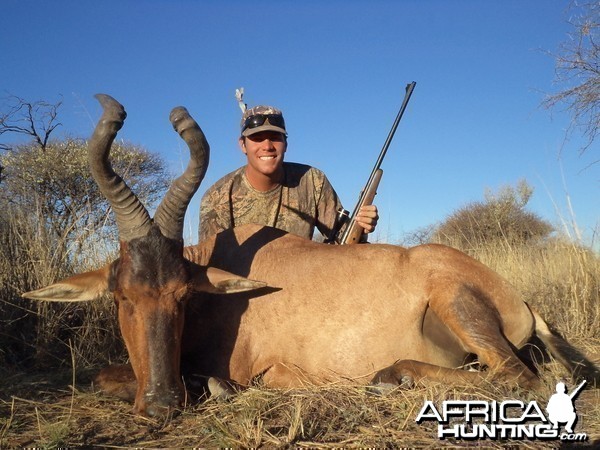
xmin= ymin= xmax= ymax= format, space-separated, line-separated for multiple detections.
xmin=2 ymin=1 xmax=598 ymax=247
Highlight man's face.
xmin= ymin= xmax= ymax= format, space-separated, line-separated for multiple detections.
xmin=239 ymin=131 xmax=287 ymax=178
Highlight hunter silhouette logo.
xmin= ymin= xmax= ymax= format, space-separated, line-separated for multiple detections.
xmin=416 ymin=380 xmax=588 ymax=442
xmin=546 ymin=380 xmax=586 ymax=434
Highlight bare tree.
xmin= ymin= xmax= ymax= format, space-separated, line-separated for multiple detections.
xmin=0 ymin=95 xmax=63 ymax=183
xmin=0 ymin=94 xmax=63 ymax=152
xmin=544 ymin=1 xmax=600 ymax=158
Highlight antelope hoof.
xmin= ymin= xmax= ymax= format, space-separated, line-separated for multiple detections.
xmin=400 ymin=375 xmax=415 ymax=388
xmin=207 ymin=377 xmax=236 ymax=400
xmin=366 ymin=382 xmax=397 ymax=396
xmin=371 ymin=360 xmax=418 ymax=389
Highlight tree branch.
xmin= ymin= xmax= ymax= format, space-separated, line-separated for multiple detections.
xmin=543 ymin=1 xmax=600 ymax=155
xmin=0 ymin=94 xmax=63 ymax=151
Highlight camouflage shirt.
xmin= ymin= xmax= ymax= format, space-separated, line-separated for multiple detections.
xmin=199 ymin=162 xmax=343 ymax=241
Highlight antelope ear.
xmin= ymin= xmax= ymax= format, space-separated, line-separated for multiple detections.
xmin=189 ymin=264 xmax=267 ymax=294
xmin=22 ymin=265 xmax=111 ymax=302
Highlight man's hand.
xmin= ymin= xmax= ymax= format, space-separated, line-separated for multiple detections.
xmin=355 ymin=204 xmax=379 ymax=233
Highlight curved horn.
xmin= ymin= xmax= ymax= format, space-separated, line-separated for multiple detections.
xmin=88 ymin=94 xmax=152 ymax=241
xmin=153 ymin=107 xmax=209 ymax=241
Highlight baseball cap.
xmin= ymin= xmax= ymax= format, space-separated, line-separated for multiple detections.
xmin=240 ymin=105 xmax=287 ymax=137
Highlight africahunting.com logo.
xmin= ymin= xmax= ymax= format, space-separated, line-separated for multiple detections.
xmin=416 ymin=380 xmax=588 ymax=442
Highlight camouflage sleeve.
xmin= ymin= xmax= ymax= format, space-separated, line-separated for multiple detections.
xmin=198 ymin=175 xmax=234 ymax=242
xmin=314 ymin=170 xmax=344 ymax=239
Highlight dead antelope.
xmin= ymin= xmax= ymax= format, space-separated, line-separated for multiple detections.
xmin=23 ymin=95 xmax=599 ymax=418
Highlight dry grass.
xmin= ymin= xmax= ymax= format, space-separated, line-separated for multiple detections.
xmin=3 ymin=361 xmax=599 ymax=448
xmin=1 ymin=230 xmax=599 ymax=447
xmin=461 ymin=238 xmax=600 ymax=340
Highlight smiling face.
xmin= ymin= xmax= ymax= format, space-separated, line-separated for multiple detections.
xmin=239 ymin=131 xmax=287 ymax=191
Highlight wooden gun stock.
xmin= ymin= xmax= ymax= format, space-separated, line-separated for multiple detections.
xmin=339 ymin=169 xmax=383 ymax=245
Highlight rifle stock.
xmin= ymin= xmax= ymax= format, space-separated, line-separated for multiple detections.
xmin=339 ymin=169 xmax=382 ymax=244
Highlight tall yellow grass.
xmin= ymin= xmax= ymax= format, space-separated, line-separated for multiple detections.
xmin=460 ymin=238 xmax=600 ymax=341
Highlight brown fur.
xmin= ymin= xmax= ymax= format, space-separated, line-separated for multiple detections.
xmin=179 ymin=225 xmax=539 ymax=388
xmin=26 ymin=223 xmax=599 ymax=417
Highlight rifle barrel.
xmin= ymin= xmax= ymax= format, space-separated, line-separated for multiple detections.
xmin=372 ymin=81 xmax=416 ymax=174
xmin=569 ymin=379 xmax=587 ymax=399
xmin=339 ymin=82 xmax=416 ymax=244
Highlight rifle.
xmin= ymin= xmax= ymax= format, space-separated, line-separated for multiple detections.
xmin=569 ymin=379 xmax=587 ymax=400
xmin=329 ymin=81 xmax=416 ymax=245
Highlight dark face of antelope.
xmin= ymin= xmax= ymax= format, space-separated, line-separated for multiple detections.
xmin=89 ymin=94 xmax=208 ymax=417
xmin=110 ymin=229 xmax=191 ymax=416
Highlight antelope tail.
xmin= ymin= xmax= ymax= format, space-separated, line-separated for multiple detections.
xmin=530 ymin=307 xmax=600 ymax=386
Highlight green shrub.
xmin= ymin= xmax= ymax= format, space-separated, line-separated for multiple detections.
xmin=0 ymin=138 xmax=171 ymax=372
xmin=432 ymin=180 xmax=553 ymax=250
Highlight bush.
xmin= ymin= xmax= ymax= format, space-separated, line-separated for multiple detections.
xmin=1 ymin=138 xmax=170 ymax=244
xmin=432 ymin=180 xmax=553 ymax=250
xmin=0 ymin=138 xmax=171 ymax=372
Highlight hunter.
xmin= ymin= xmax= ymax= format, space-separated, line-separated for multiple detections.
xmin=199 ymin=104 xmax=379 ymax=241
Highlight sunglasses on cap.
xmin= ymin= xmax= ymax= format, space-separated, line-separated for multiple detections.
xmin=242 ymin=114 xmax=286 ymax=132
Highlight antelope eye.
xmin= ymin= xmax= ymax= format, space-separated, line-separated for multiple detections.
xmin=114 ymin=293 xmax=131 ymax=305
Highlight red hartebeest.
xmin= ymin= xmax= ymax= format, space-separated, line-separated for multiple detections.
xmin=23 ymin=95 xmax=599 ymax=417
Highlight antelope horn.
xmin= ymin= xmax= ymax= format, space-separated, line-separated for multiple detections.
xmin=153 ymin=107 xmax=209 ymax=241
xmin=88 ymin=94 xmax=152 ymax=241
